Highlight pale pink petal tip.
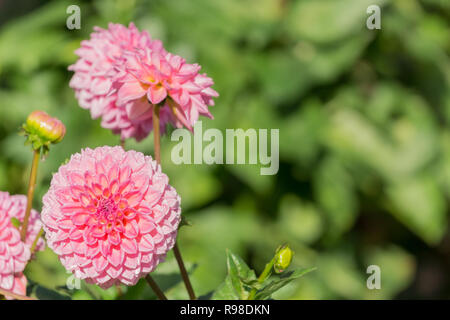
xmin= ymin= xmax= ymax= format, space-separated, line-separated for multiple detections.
xmin=41 ymin=146 xmax=181 ymax=288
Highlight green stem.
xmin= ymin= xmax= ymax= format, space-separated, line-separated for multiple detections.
xmin=152 ymin=104 xmax=196 ymax=300
xmin=145 ymin=275 xmax=167 ymax=300
xmin=115 ymin=283 xmax=123 ymax=298
xmin=20 ymin=149 xmax=40 ymax=242
xmin=152 ymin=104 xmax=161 ymax=164
xmin=30 ymin=227 xmax=44 ymax=255
xmin=0 ymin=288 xmax=36 ymax=300
xmin=173 ymin=242 xmax=196 ymax=300
xmin=248 ymin=256 xmax=276 ymax=300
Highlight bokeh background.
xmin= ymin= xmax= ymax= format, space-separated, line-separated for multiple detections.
xmin=0 ymin=0 xmax=449 ymax=299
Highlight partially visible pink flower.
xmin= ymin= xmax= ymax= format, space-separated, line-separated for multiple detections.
xmin=69 ymin=23 xmax=218 ymax=141
xmin=41 ymin=146 xmax=181 ymax=288
xmin=115 ymin=49 xmax=219 ymax=132
xmin=7 ymin=273 xmax=28 ymax=299
xmin=69 ymin=23 xmax=164 ymax=141
xmin=0 ymin=192 xmax=44 ymax=299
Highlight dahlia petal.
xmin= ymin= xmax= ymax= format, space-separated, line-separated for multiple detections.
xmin=93 ymin=254 xmax=108 ymax=272
xmin=121 ymin=238 xmax=138 ymax=254
xmin=108 ymin=231 xmax=121 ymax=246
xmin=125 ymin=100 xmax=152 ymax=121
xmin=117 ymin=80 xmax=147 ymax=105
xmin=72 ymin=212 xmax=90 ymax=226
xmin=138 ymin=234 xmax=154 ymax=253
xmin=124 ymin=220 xmax=139 ymax=239
xmin=137 ymin=216 xmax=155 ymax=234
xmin=71 ymin=240 xmax=86 ymax=255
xmin=124 ymin=255 xmax=139 ymax=269
xmin=100 ymin=240 xmax=111 ymax=256
xmin=107 ymin=246 xmax=124 ymax=267
xmin=147 ymin=86 xmax=167 ymax=104
xmin=119 ymin=166 xmax=132 ymax=184
xmin=69 ymin=227 xmax=84 ymax=240
xmin=86 ymin=244 xmax=100 ymax=258
xmin=125 ymin=191 xmax=144 ymax=208
xmin=1 ymin=274 xmax=14 ymax=290
xmin=106 ymin=265 xmax=123 ymax=279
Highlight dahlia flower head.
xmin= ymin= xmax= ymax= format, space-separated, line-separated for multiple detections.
xmin=41 ymin=146 xmax=181 ymax=288
xmin=0 ymin=192 xmax=44 ymax=298
xmin=69 ymin=22 xmax=218 ymax=141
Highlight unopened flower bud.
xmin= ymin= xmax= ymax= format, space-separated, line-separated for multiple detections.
xmin=26 ymin=111 xmax=66 ymax=143
xmin=274 ymin=245 xmax=293 ymax=274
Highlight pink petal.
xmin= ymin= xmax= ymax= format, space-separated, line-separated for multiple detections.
xmin=117 ymin=80 xmax=147 ymax=106
xmin=147 ymin=86 xmax=167 ymax=104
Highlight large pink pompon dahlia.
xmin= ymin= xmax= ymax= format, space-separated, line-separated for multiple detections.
xmin=0 ymin=192 xmax=44 ymax=298
xmin=69 ymin=22 xmax=218 ymax=141
xmin=41 ymin=146 xmax=181 ymax=288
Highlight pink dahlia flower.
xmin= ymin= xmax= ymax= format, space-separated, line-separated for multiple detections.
xmin=41 ymin=146 xmax=181 ymax=288
xmin=0 ymin=192 xmax=44 ymax=298
xmin=69 ymin=23 xmax=218 ymax=141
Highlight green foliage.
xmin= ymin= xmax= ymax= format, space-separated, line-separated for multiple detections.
xmin=0 ymin=0 xmax=449 ymax=299
xmin=213 ymin=250 xmax=257 ymax=300
xmin=212 ymin=250 xmax=314 ymax=300
xmin=254 ymin=268 xmax=317 ymax=300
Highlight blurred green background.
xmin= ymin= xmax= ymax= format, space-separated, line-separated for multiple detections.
xmin=0 ymin=0 xmax=449 ymax=299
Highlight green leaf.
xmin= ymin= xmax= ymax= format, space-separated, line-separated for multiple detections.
xmin=212 ymin=250 xmax=257 ymax=300
xmin=212 ymin=276 xmax=240 ymax=300
xmin=226 ymin=250 xmax=257 ymax=299
xmin=27 ymin=281 xmax=71 ymax=300
xmin=314 ymin=156 xmax=357 ymax=242
xmin=386 ymin=176 xmax=447 ymax=245
xmin=255 ymin=267 xmax=317 ymax=300
xmin=10 ymin=217 xmax=21 ymax=229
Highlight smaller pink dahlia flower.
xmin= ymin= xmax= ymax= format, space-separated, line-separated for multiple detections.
xmin=0 ymin=192 xmax=44 ymax=298
xmin=69 ymin=23 xmax=163 ymax=141
xmin=69 ymin=23 xmax=218 ymax=142
xmin=115 ymin=49 xmax=219 ymax=133
xmin=41 ymin=146 xmax=181 ymax=288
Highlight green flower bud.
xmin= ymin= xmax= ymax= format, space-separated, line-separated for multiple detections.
xmin=26 ymin=111 xmax=66 ymax=143
xmin=274 ymin=245 xmax=293 ymax=274
xmin=22 ymin=110 xmax=66 ymax=155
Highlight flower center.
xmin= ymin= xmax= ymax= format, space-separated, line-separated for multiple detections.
xmin=97 ymin=198 xmax=118 ymax=221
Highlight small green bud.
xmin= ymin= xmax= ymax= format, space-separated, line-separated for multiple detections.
xmin=22 ymin=110 xmax=66 ymax=155
xmin=26 ymin=111 xmax=66 ymax=143
xmin=274 ymin=245 xmax=293 ymax=274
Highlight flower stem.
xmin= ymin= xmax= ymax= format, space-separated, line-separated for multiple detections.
xmin=152 ymin=104 xmax=161 ymax=163
xmin=0 ymin=288 xmax=36 ymax=300
xmin=152 ymin=104 xmax=196 ymax=300
xmin=248 ymin=256 xmax=276 ymax=300
xmin=115 ymin=283 xmax=123 ymax=298
xmin=30 ymin=227 xmax=44 ymax=255
xmin=145 ymin=275 xmax=167 ymax=300
xmin=173 ymin=243 xmax=196 ymax=300
xmin=20 ymin=149 xmax=40 ymax=242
